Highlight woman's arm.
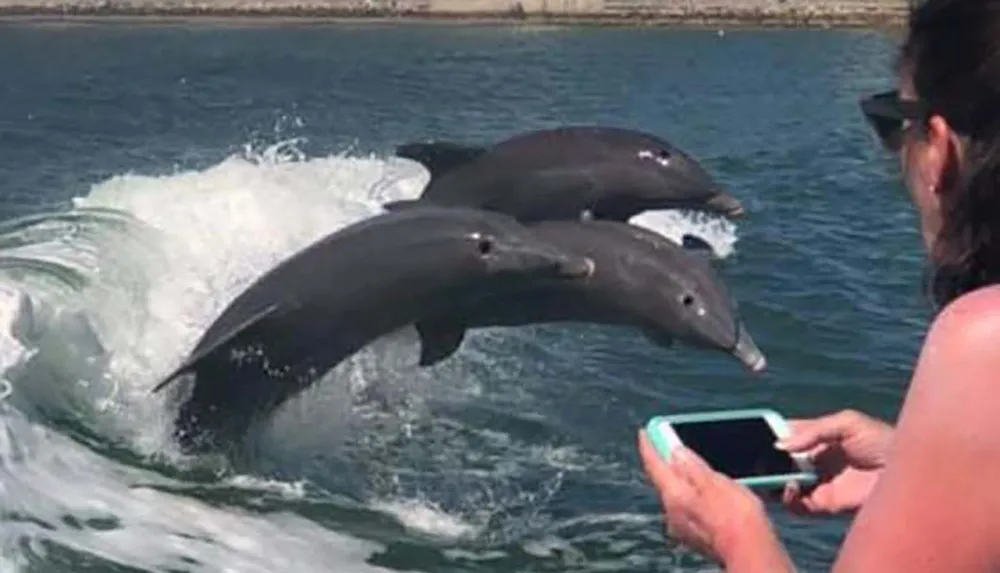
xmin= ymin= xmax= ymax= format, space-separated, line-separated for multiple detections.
xmin=832 ymin=285 xmax=1000 ymax=572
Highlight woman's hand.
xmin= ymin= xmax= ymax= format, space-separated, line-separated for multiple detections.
xmin=637 ymin=429 xmax=784 ymax=565
xmin=776 ymin=409 xmax=894 ymax=516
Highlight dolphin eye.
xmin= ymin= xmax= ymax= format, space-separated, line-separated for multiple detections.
xmin=477 ymin=238 xmax=493 ymax=256
xmin=657 ymin=149 xmax=671 ymax=159
xmin=680 ymin=293 xmax=708 ymax=317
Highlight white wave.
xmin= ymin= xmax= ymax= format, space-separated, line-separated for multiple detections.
xmin=629 ymin=208 xmax=738 ymax=259
xmin=0 ymin=406 xmax=391 ymax=573
xmin=370 ymin=498 xmax=482 ymax=541
xmin=0 ymin=139 xmax=740 ymax=569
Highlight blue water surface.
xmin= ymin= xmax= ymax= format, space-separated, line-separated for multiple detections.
xmin=0 ymin=20 xmax=925 ymax=573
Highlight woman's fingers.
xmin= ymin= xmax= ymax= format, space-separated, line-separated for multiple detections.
xmin=781 ymin=480 xmax=822 ymax=516
xmin=637 ymin=430 xmax=671 ymax=486
xmin=670 ymin=446 xmax=723 ymax=493
xmin=639 ymin=432 xmax=718 ymax=494
xmin=780 ymin=411 xmax=861 ymax=452
xmin=662 ymin=456 xmax=701 ymax=506
xmin=781 ymin=481 xmax=810 ymax=515
xmin=638 ymin=434 xmax=707 ymax=501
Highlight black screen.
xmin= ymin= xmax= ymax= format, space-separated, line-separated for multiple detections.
xmin=670 ymin=417 xmax=800 ymax=478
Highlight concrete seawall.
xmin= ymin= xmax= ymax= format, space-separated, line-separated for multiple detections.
xmin=0 ymin=0 xmax=912 ymax=28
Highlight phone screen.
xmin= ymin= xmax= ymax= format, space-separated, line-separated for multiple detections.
xmin=668 ymin=417 xmax=801 ymax=478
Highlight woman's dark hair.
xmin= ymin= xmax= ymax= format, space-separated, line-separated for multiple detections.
xmin=900 ymin=0 xmax=1000 ymax=309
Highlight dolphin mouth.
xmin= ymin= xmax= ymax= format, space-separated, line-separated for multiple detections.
xmin=732 ymin=323 xmax=767 ymax=373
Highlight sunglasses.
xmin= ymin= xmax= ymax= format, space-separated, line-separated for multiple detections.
xmin=859 ymin=90 xmax=930 ymax=152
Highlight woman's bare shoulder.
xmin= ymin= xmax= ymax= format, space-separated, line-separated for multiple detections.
xmin=829 ymin=285 xmax=1000 ymax=572
xmin=933 ymin=284 xmax=1000 ymax=332
xmin=897 ymin=283 xmax=1000 ymax=447
xmin=922 ymin=285 xmax=1000 ymax=364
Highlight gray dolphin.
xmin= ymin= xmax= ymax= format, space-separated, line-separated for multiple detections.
xmin=150 ymin=206 xmax=595 ymax=452
xmin=411 ymin=219 xmax=767 ymax=373
xmin=382 ymin=125 xmax=745 ymax=223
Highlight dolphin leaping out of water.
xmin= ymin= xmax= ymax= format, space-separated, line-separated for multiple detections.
xmin=151 ymin=205 xmax=596 ymax=453
xmin=382 ymin=125 xmax=745 ymax=223
xmin=412 ymin=219 xmax=767 ymax=374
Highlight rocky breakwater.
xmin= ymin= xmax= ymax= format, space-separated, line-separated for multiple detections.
xmin=426 ymin=0 xmax=909 ymax=27
xmin=595 ymin=0 xmax=910 ymax=27
xmin=0 ymin=0 xmax=910 ymax=29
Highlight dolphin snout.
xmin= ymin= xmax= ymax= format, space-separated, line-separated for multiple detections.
xmin=705 ymin=192 xmax=746 ymax=219
xmin=732 ymin=323 xmax=767 ymax=373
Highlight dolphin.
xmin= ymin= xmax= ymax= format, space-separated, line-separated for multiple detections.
xmin=150 ymin=206 xmax=595 ymax=452
xmin=410 ymin=219 xmax=767 ymax=373
xmin=382 ymin=125 xmax=745 ymax=223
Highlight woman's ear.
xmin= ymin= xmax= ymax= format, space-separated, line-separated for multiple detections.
xmin=925 ymin=115 xmax=951 ymax=194
xmin=916 ymin=115 xmax=961 ymax=202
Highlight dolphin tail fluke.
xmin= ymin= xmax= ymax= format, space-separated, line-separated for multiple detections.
xmin=395 ymin=141 xmax=488 ymax=179
xmin=150 ymin=359 xmax=199 ymax=393
xmin=381 ymin=199 xmax=425 ymax=212
xmin=414 ymin=317 xmax=468 ymax=367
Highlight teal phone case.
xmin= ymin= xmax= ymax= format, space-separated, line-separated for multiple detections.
xmin=645 ymin=408 xmax=818 ymax=489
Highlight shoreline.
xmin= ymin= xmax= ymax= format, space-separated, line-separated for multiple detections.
xmin=0 ymin=5 xmax=908 ymax=29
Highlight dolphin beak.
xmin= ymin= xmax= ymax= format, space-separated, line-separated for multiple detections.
xmin=732 ymin=323 xmax=767 ymax=373
xmin=705 ymin=192 xmax=746 ymax=219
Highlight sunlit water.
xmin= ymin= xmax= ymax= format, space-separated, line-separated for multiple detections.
xmin=0 ymin=21 xmax=925 ymax=573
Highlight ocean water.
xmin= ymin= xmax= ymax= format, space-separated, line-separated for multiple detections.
xmin=0 ymin=20 xmax=927 ymax=573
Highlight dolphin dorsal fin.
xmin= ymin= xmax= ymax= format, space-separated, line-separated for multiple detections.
xmin=394 ymin=141 xmax=487 ymax=178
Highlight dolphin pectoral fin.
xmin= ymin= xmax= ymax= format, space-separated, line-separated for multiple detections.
xmin=150 ymin=364 xmax=193 ymax=394
xmin=641 ymin=327 xmax=675 ymax=350
xmin=150 ymin=302 xmax=285 ymax=394
xmin=395 ymin=142 xmax=488 ymax=179
xmin=414 ymin=317 xmax=467 ymax=367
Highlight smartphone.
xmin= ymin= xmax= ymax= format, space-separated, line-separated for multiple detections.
xmin=645 ymin=408 xmax=817 ymax=490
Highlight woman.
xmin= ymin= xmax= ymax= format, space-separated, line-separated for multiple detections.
xmin=637 ymin=0 xmax=1000 ymax=571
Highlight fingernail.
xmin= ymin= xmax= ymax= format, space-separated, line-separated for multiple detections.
xmin=672 ymin=446 xmax=691 ymax=463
